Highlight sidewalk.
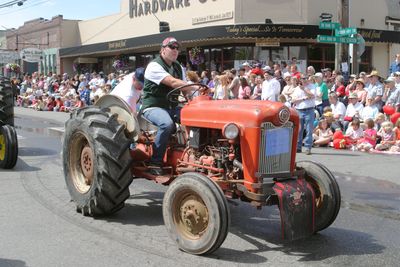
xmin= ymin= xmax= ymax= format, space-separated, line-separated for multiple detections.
xmin=14 ymin=106 xmax=70 ymax=125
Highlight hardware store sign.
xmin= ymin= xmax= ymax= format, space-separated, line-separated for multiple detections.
xmin=20 ymin=48 xmax=43 ymax=63
xmin=129 ymin=0 xmax=216 ymax=18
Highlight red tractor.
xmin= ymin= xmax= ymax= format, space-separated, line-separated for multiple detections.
xmin=63 ymin=84 xmax=340 ymax=255
xmin=0 ymin=76 xmax=18 ymax=169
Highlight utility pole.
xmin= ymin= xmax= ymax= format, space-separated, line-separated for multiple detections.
xmin=336 ymin=0 xmax=349 ymax=73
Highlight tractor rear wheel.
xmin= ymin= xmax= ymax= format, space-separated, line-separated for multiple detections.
xmin=297 ymin=161 xmax=341 ymax=232
xmin=63 ymin=107 xmax=133 ymax=216
xmin=163 ymin=172 xmax=230 ymax=255
xmin=0 ymin=78 xmax=14 ymax=126
xmin=0 ymin=124 xmax=18 ymax=169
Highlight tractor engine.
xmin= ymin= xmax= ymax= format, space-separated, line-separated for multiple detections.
xmin=176 ymin=127 xmax=242 ymax=181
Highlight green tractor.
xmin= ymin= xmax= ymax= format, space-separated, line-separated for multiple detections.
xmin=0 ymin=76 xmax=18 ymax=169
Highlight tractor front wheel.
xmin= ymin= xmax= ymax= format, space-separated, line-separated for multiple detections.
xmin=163 ymin=172 xmax=230 ymax=255
xmin=297 ymin=161 xmax=341 ymax=232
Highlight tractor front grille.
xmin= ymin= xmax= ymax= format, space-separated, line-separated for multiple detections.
xmin=258 ymin=121 xmax=293 ymax=175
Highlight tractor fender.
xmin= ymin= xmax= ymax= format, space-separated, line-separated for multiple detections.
xmin=95 ymin=94 xmax=140 ymax=140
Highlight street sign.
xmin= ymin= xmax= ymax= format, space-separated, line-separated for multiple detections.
xmin=317 ymin=35 xmax=359 ymax=44
xmin=319 ymin=22 xmax=341 ymax=30
xmin=335 ymin=27 xmax=357 ymax=37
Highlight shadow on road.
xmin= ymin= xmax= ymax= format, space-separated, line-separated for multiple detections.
xmin=211 ymin=202 xmax=385 ymax=264
xmin=0 ymin=157 xmax=41 ymax=172
xmin=102 ymin=191 xmax=164 ymax=226
xmin=0 ymin=258 xmax=27 ymax=267
xmin=18 ymin=147 xmax=58 ymax=157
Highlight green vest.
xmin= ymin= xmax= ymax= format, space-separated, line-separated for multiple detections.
xmin=141 ymin=56 xmax=183 ymax=111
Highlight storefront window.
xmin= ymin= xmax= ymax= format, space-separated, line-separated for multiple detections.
xmin=235 ymin=46 xmax=252 ymax=60
xmin=308 ymin=45 xmax=335 ymax=72
xmin=210 ymin=48 xmax=222 ymax=72
xmin=253 ymin=47 xmax=270 ymax=65
xmin=359 ymin=46 xmax=372 ymax=73
xmin=223 ymin=46 xmax=234 ymax=70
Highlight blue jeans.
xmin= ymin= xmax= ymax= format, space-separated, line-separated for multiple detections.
xmin=142 ymin=107 xmax=180 ymax=163
xmin=297 ymin=108 xmax=315 ymax=150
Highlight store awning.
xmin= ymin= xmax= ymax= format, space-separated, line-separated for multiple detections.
xmin=73 ymin=57 xmax=98 ymax=64
xmin=60 ymin=23 xmax=400 ymax=58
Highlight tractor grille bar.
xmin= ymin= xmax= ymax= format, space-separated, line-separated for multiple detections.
xmin=258 ymin=121 xmax=293 ymax=175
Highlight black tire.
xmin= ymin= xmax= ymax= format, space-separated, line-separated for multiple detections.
xmin=63 ymin=106 xmax=133 ymax=216
xmin=297 ymin=161 xmax=341 ymax=232
xmin=0 ymin=78 xmax=14 ymax=126
xmin=163 ymin=172 xmax=230 ymax=255
xmin=0 ymin=124 xmax=18 ymax=169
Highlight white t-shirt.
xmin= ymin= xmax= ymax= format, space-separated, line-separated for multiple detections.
xmin=261 ymin=78 xmax=280 ymax=101
xmin=110 ymin=72 xmax=142 ymax=112
xmin=144 ymin=61 xmax=186 ymax=85
xmin=331 ymin=101 xmax=347 ymax=121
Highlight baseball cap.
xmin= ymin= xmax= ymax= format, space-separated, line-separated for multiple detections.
xmin=161 ymin=37 xmax=179 ymax=47
xmin=262 ymin=65 xmax=271 ymax=71
xmin=134 ymin=67 xmax=145 ymax=87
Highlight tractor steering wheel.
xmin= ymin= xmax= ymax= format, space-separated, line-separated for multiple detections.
xmin=166 ymin=83 xmax=210 ymax=104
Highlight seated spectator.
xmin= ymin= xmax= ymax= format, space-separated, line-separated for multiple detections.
xmin=360 ymin=96 xmax=379 ymax=122
xmin=355 ymin=78 xmax=367 ymax=105
xmin=313 ymin=118 xmax=333 ymax=147
xmin=356 ymin=118 xmax=377 ymax=152
xmin=45 ymin=96 xmax=56 ymax=111
xmin=329 ymin=92 xmax=346 ymax=124
xmin=374 ymin=113 xmax=385 ymax=131
xmin=345 ymin=118 xmax=364 ymax=145
xmin=375 ymin=121 xmax=396 ymax=151
xmin=54 ymin=96 xmax=64 ymax=112
xmin=343 ymin=92 xmax=364 ymax=130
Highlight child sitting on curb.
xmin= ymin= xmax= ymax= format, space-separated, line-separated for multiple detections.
xmin=356 ymin=118 xmax=377 ymax=152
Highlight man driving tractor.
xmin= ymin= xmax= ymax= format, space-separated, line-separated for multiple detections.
xmin=141 ymin=37 xmax=191 ymax=175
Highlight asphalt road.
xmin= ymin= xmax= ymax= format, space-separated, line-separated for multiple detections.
xmin=0 ymin=107 xmax=399 ymax=267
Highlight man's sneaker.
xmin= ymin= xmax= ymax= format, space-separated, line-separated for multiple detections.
xmin=305 ymin=149 xmax=311 ymax=155
xmin=296 ymin=148 xmax=302 ymax=153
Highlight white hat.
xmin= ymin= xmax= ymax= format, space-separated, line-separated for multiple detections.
xmin=313 ymin=72 xmax=323 ymax=78
xmin=283 ymin=72 xmax=291 ymax=79
xmin=384 ymin=76 xmax=396 ymax=83
xmin=242 ymin=62 xmax=250 ymax=67
xmin=262 ymin=65 xmax=271 ymax=71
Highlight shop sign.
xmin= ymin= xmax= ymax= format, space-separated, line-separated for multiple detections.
xmin=255 ymin=39 xmax=280 ymax=47
xmin=0 ymin=51 xmax=19 ymax=63
xmin=192 ymin=11 xmax=233 ymax=25
xmin=129 ymin=0 xmax=217 ymax=19
xmin=358 ymin=29 xmax=382 ymax=41
xmin=225 ymin=25 xmax=305 ymax=36
xmin=108 ymin=40 xmax=127 ymax=50
xmin=20 ymin=47 xmax=43 ymax=63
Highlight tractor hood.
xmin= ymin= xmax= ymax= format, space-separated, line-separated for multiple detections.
xmin=181 ymin=96 xmax=299 ymax=129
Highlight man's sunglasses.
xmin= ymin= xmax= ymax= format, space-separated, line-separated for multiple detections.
xmin=167 ymin=45 xmax=179 ymax=50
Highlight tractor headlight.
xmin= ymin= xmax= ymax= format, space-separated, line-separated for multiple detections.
xmin=223 ymin=123 xmax=240 ymax=139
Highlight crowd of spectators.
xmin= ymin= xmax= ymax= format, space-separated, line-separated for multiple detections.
xmin=9 ymin=58 xmax=400 ymax=154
